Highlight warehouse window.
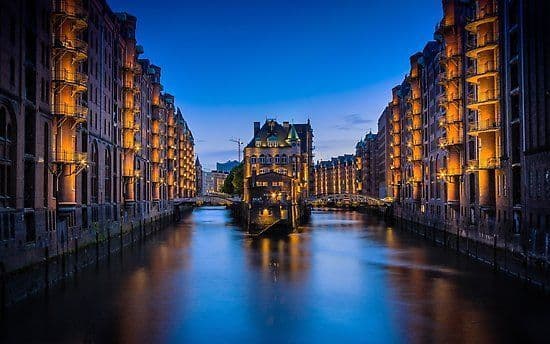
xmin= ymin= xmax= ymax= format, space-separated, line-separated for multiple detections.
xmin=0 ymin=106 xmax=15 ymax=208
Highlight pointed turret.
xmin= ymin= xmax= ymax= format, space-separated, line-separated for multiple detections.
xmin=286 ymin=124 xmax=300 ymax=143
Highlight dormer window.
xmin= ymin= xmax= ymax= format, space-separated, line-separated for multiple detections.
xmin=267 ymin=134 xmax=278 ymax=147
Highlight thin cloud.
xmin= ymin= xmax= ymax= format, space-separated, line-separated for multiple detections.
xmin=335 ymin=113 xmax=374 ymax=130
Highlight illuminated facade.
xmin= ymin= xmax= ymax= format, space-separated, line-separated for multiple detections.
xmin=244 ymin=120 xmax=313 ymax=203
xmin=377 ymin=0 xmax=549 ymax=256
xmin=314 ymin=155 xmax=357 ymax=196
xmin=0 ymin=0 xmax=196 ymax=272
xmin=355 ymin=132 xmax=378 ymax=197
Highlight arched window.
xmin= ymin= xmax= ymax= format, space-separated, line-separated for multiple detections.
xmin=250 ymin=156 xmax=257 ymax=164
xmin=91 ymin=141 xmax=99 ymax=203
xmin=0 ymin=106 xmax=16 ymax=208
xmin=104 ymin=148 xmax=111 ymax=203
xmin=259 ymin=154 xmax=266 ymax=164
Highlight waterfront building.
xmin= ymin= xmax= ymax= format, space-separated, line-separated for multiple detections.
xmin=375 ymin=0 xmax=549 ymax=256
xmin=243 ymin=120 xmax=313 ymax=202
xmin=355 ymin=132 xmax=378 ymax=198
xmin=314 ymin=154 xmax=357 ymax=196
xmin=216 ymin=160 xmax=240 ymax=174
xmin=243 ymin=119 xmax=313 ymax=229
xmin=376 ymin=107 xmax=392 ymax=199
xmin=203 ymin=171 xmax=228 ymax=194
xmin=0 ymin=0 xmax=196 ymax=272
xmin=420 ymin=40 xmax=448 ymax=221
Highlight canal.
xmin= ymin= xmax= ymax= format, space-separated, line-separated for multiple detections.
xmin=1 ymin=207 xmax=549 ymax=343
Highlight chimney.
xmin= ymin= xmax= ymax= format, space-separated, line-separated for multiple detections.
xmin=254 ymin=122 xmax=260 ymax=136
xmin=283 ymin=121 xmax=289 ymax=128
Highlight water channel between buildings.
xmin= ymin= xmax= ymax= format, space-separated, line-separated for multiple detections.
xmin=1 ymin=207 xmax=549 ymax=343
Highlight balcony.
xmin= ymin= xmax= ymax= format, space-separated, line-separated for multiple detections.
xmin=51 ymin=150 xmax=87 ymax=164
xmin=51 ymin=0 xmax=87 ymax=30
xmin=439 ymin=53 xmax=461 ymax=66
xmin=412 ymin=139 xmax=423 ymax=147
xmin=123 ymin=123 xmax=140 ymax=132
xmin=52 ymin=34 xmax=87 ymax=61
xmin=467 ymin=89 xmax=499 ymax=109
xmin=151 ymin=151 xmax=162 ymax=164
xmin=439 ymin=94 xmax=461 ymax=108
xmin=465 ymin=5 xmax=498 ymax=32
xmin=439 ymin=167 xmax=463 ymax=178
xmin=468 ymin=119 xmax=500 ymax=135
xmin=466 ymin=33 xmax=498 ymax=58
xmin=51 ymin=69 xmax=87 ymax=92
xmin=51 ymin=103 xmax=87 ymax=122
xmin=468 ymin=157 xmax=501 ymax=170
xmin=466 ymin=61 xmax=498 ymax=84
xmin=439 ymin=136 xmax=463 ymax=147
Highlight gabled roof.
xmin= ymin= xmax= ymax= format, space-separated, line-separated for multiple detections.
xmin=246 ymin=119 xmax=311 ymax=150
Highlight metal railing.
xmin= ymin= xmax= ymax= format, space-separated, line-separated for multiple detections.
xmin=51 ymin=69 xmax=88 ymax=88
xmin=51 ymin=150 xmax=87 ymax=164
xmin=52 ymin=34 xmax=88 ymax=56
xmin=467 ymin=4 xmax=497 ymax=24
xmin=439 ymin=136 xmax=463 ymax=147
xmin=469 ymin=157 xmax=501 ymax=170
xmin=51 ymin=0 xmax=86 ymax=19
xmin=469 ymin=89 xmax=499 ymax=106
xmin=468 ymin=119 xmax=500 ymax=133
xmin=51 ymin=103 xmax=88 ymax=120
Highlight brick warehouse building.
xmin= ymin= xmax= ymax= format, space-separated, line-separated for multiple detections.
xmin=314 ymin=154 xmax=357 ymax=196
xmin=377 ymin=0 xmax=549 ymax=256
xmin=0 ymin=0 xmax=196 ymax=274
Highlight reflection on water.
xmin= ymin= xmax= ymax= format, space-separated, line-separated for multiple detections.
xmin=1 ymin=207 xmax=549 ymax=343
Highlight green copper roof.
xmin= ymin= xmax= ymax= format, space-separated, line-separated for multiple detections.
xmin=287 ymin=124 xmax=300 ymax=142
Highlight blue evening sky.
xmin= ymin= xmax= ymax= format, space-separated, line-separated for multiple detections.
xmin=109 ymin=0 xmax=442 ymax=170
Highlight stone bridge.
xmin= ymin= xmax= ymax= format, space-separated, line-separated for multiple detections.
xmin=174 ymin=193 xmax=241 ymax=207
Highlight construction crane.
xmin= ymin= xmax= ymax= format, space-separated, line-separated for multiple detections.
xmin=229 ymin=138 xmax=244 ymax=162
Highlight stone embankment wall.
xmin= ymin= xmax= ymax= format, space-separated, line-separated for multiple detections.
xmin=0 ymin=205 xmax=192 ymax=308
xmin=391 ymin=210 xmax=550 ymax=293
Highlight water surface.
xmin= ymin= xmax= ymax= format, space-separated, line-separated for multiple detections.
xmin=1 ymin=207 xmax=548 ymax=343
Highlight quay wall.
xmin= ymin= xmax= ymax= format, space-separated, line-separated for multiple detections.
xmin=389 ymin=206 xmax=550 ymax=292
xmin=0 ymin=204 xmax=193 ymax=308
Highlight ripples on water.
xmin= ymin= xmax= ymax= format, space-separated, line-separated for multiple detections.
xmin=1 ymin=207 xmax=549 ymax=343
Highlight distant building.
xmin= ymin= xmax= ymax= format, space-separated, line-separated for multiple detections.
xmin=203 ymin=171 xmax=228 ymax=194
xmin=377 ymin=107 xmax=391 ymax=199
xmin=216 ymin=160 xmax=240 ymax=173
xmin=314 ymin=154 xmax=357 ymax=196
xmin=355 ymin=131 xmax=378 ymax=198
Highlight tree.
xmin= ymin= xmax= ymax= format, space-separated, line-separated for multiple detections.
xmin=221 ymin=172 xmax=234 ymax=194
xmin=221 ymin=162 xmax=244 ymax=196
xmin=231 ymin=163 xmax=244 ymax=196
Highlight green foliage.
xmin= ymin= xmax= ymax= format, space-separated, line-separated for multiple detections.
xmin=231 ymin=163 xmax=244 ymax=196
xmin=221 ymin=162 xmax=244 ymax=196
xmin=221 ymin=171 xmax=234 ymax=194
